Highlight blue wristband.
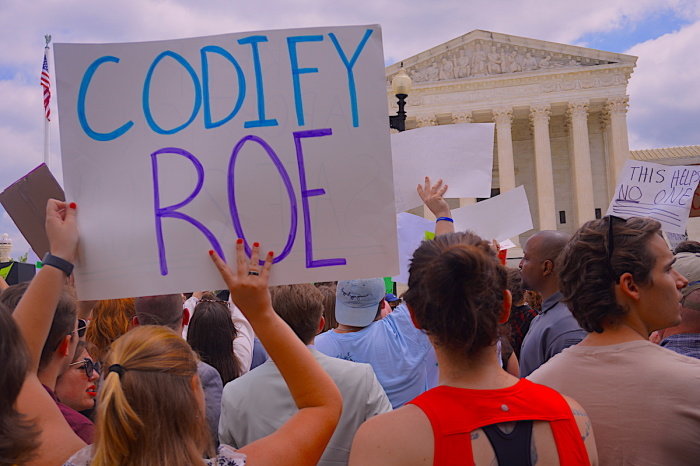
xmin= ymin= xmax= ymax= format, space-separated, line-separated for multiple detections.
xmin=436 ymin=217 xmax=454 ymax=223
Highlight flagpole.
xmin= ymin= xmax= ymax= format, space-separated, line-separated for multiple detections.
xmin=43 ymin=34 xmax=52 ymax=170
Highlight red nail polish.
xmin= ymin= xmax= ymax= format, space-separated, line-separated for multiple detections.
xmin=208 ymin=250 xmax=215 ymax=256
xmin=69 ymin=202 xmax=77 ymax=209
xmin=236 ymin=239 xmax=243 ymax=244
xmin=253 ymin=242 xmax=260 ymax=248
xmin=268 ymin=251 xmax=274 ymax=256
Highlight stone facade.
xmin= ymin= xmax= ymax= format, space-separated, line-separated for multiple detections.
xmin=387 ymin=30 xmax=637 ymax=245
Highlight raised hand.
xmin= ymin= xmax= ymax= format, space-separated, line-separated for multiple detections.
xmin=417 ymin=176 xmax=450 ymax=218
xmin=46 ymin=199 xmax=79 ymax=263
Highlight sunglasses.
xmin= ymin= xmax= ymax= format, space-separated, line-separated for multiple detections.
xmin=604 ymin=215 xmax=627 ymax=284
xmin=77 ymin=319 xmax=88 ymax=338
xmin=69 ymin=357 xmax=101 ymax=379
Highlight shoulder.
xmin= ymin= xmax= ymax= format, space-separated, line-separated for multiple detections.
xmin=350 ymin=405 xmax=432 ymax=466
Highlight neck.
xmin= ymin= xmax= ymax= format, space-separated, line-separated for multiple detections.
xmin=38 ymin=362 xmax=63 ymax=391
xmin=334 ymin=324 xmax=366 ymax=333
xmin=435 ymin=345 xmax=519 ymax=390
xmin=579 ymin=322 xmax=647 ymax=346
xmin=539 ymin=282 xmax=560 ymax=301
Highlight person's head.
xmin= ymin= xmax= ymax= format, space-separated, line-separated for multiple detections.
xmin=85 ymin=298 xmax=135 ymax=365
xmin=134 ymin=294 xmax=187 ymax=332
xmin=186 ymin=299 xmax=241 ymax=385
xmin=658 ymin=253 xmax=700 ymax=338
xmin=385 ymin=293 xmax=402 ymax=309
xmin=404 ymin=231 xmax=509 ymax=358
xmin=270 ymin=284 xmax=325 ymax=344
xmin=93 ymin=325 xmax=212 ymax=465
xmin=519 ymin=230 xmax=570 ymax=296
xmin=0 ymin=304 xmax=40 ymax=464
xmin=55 ymin=341 xmax=100 ymax=412
xmin=674 ymin=240 xmax=700 ymax=254
xmin=334 ymin=278 xmax=385 ymax=328
xmin=506 ymin=267 xmax=526 ymax=306
xmin=316 ymin=284 xmax=338 ymax=332
xmin=1 ymin=281 xmax=78 ymax=373
xmin=559 ymin=216 xmax=687 ymax=334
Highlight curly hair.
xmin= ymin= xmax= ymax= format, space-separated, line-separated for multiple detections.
xmin=404 ymin=231 xmax=507 ymax=357
xmin=85 ymin=298 xmax=135 ymax=366
xmin=558 ymin=216 xmax=661 ymax=333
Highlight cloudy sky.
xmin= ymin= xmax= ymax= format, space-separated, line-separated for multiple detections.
xmin=1 ymin=0 xmax=699 ymax=260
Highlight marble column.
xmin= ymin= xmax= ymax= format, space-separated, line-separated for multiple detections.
xmin=567 ymin=100 xmax=595 ymax=226
xmin=453 ymin=111 xmax=477 ymax=208
xmin=492 ymin=107 xmax=516 ymax=194
xmin=529 ymin=103 xmax=557 ymax=230
xmin=603 ymin=96 xmax=630 ymax=197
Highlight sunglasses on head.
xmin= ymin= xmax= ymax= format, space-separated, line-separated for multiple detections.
xmin=69 ymin=357 xmax=101 ymax=378
xmin=604 ymin=215 xmax=628 ymax=284
xmin=77 ymin=319 xmax=88 ymax=338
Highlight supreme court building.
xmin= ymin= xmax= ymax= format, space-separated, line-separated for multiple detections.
xmin=386 ymin=30 xmax=637 ymax=246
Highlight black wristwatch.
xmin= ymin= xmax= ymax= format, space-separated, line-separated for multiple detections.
xmin=42 ymin=253 xmax=74 ymax=276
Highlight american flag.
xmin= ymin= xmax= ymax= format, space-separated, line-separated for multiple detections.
xmin=41 ymin=50 xmax=51 ymax=121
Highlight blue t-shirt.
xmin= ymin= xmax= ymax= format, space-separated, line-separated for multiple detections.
xmin=315 ymin=303 xmax=436 ymax=409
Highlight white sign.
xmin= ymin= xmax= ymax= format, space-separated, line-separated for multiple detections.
xmin=391 ymin=124 xmax=494 ymax=212
xmin=452 ymin=186 xmax=533 ymax=242
xmin=54 ymin=25 xmax=398 ymax=300
xmin=393 ymin=212 xmax=434 ymax=284
xmin=607 ymin=160 xmax=700 ymax=234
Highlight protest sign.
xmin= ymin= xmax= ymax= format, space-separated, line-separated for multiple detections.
xmin=54 ymin=25 xmax=398 ymax=300
xmin=606 ymin=160 xmax=700 ymax=234
xmin=391 ymin=123 xmax=494 ymax=213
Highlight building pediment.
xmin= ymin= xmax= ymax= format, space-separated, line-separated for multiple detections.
xmin=386 ymin=30 xmax=637 ymax=85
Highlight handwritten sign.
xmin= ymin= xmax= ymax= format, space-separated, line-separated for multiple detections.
xmin=54 ymin=25 xmax=398 ymax=300
xmin=606 ymin=160 xmax=700 ymax=234
xmin=391 ymin=124 xmax=494 ymax=213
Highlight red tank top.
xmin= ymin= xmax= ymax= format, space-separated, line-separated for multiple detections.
xmin=408 ymin=379 xmax=589 ymax=466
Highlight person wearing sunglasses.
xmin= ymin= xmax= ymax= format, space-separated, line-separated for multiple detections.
xmin=56 ymin=340 xmax=100 ymax=413
xmin=529 ymin=216 xmax=700 ymax=465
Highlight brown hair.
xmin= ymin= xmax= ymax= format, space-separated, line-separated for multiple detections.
xmin=506 ymin=267 xmax=525 ymax=305
xmin=92 ymin=325 xmax=212 ymax=465
xmin=0 ymin=281 xmax=76 ymax=370
xmin=404 ymin=232 xmax=506 ymax=357
xmin=85 ymin=298 xmax=134 ymax=365
xmin=0 ymin=304 xmax=40 ymax=465
xmin=558 ymin=217 xmax=661 ymax=333
xmin=134 ymin=295 xmax=183 ymax=330
xmin=270 ymin=284 xmax=324 ymax=344
xmin=187 ymin=300 xmax=241 ymax=385
xmin=317 ymin=284 xmax=338 ymax=332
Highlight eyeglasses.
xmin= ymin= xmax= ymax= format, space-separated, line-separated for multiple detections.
xmin=77 ymin=319 xmax=88 ymax=338
xmin=69 ymin=357 xmax=101 ymax=378
xmin=604 ymin=215 xmax=627 ymax=284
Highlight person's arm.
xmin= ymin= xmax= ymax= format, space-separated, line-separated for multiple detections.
xmin=76 ymin=300 xmax=97 ymax=320
xmin=0 ymin=274 xmax=8 ymax=292
xmin=14 ymin=200 xmax=86 ymax=465
xmin=209 ymin=241 xmax=342 ymax=465
xmin=417 ymin=176 xmax=454 ymax=236
xmin=564 ymin=396 xmax=598 ymax=466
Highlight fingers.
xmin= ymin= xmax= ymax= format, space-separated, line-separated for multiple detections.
xmin=210 ymin=249 xmax=236 ymax=288
xmin=235 ymin=239 xmax=247 ymax=277
xmin=250 ymin=242 xmax=261 ymax=272
xmin=437 ymin=182 xmax=448 ymax=197
xmin=260 ymin=250 xmax=274 ymax=280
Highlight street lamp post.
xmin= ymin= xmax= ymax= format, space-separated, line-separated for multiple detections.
xmin=389 ymin=66 xmax=412 ymax=132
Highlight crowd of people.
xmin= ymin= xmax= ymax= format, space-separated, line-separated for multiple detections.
xmin=2 ymin=176 xmax=700 ymax=465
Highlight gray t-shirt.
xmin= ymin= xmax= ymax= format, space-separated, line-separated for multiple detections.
xmin=519 ymin=291 xmax=587 ymax=377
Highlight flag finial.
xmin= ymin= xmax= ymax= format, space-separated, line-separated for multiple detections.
xmin=45 ymin=35 xmax=51 ymax=47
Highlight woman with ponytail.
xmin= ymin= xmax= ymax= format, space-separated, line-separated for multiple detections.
xmin=350 ymin=228 xmax=599 ymax=464
xmin=66 ymin=240 xmax=342 ymax=465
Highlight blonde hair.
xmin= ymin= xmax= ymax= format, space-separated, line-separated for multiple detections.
xmin=92 ymin=325 xmax=213 ymax=465
xmin=85 ymin=298 xmax=134 ymax=365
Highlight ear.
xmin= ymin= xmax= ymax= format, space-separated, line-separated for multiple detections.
xmin=317 ymin=316 xmax=326 ymax=335
xmin=407 ymin=303 xmax=423 ymax=330
xmin=131 ymin=316 xmax=140 ymax=328
xmin=617 ymin=272 xmax=640 ymax=301
xmin=541 ymin=259 xmax=554 ymax=277
xmin=56 ymin=334 xmax=72 ymax=357
xmin=498 ymin=290 xmax=512 ymax=324
xmin=182 ymin=308 xmax=190 ymax=327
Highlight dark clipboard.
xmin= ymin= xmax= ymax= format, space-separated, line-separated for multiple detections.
xmin=0 ymin=164 xmax=65 ymax=258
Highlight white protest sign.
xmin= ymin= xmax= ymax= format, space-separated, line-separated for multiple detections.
xmin=391 ymin=123 xmax=494 ymax=213
xmin=452 ymin=186 xmax=533 ymax=242
xmin=393 ymin=212 xmax=434 ymax=284
xmin=607 ymin=160 xmax=700 ymax=234
xmin=54 ymin=25 xmax=398 ymax=300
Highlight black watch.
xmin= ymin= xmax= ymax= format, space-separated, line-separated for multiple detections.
xmin=42 ymin=253 xmax=74 ymax=276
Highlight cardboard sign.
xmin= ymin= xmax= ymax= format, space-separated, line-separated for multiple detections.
xmin=391 ymin=123 xmax=494 ymax=213
xmin=0 ymin=164 xmax=65 ymax=258
xmin=54 ymin=25 xmax=398 ymax=300
xmin=607 ymin=160 xmax=700 ymax=234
